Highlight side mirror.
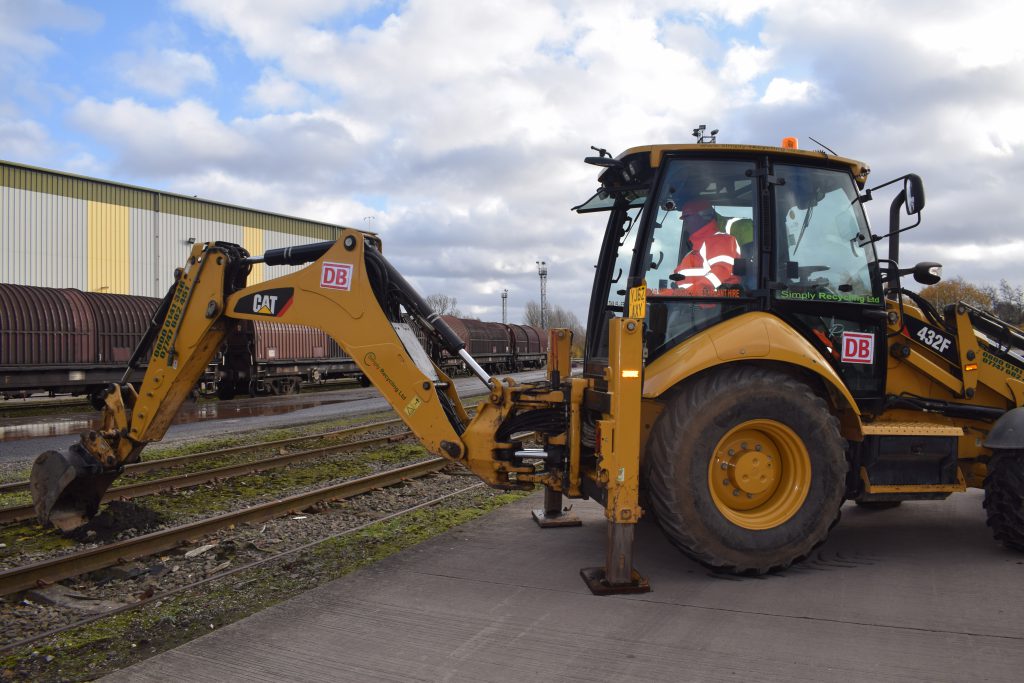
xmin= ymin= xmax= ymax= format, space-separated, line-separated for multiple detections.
xmin=911 ymin=261 xmax=942 ymax=286
xmin=904 ymin=174 xmax=925 ymax=215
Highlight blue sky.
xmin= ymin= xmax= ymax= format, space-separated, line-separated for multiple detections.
xmin=3 ymin=0 xmax=1023 ymax=323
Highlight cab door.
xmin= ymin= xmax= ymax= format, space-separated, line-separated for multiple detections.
xmin=768 ymin=162 xmax=887 ymax=407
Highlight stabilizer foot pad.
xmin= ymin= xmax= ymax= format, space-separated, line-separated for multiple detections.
xmin=532 ymin=509 xmax=582 ymax=528
xmin=580 ymin=567 xmax=650 ymax=595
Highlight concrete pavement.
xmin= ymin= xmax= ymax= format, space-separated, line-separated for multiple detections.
xmin=104 ymin=489 xmax=1024 ymax=682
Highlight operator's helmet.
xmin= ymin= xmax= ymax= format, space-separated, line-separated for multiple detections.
xmin=680 ymin=198 xmax=715 ymax=226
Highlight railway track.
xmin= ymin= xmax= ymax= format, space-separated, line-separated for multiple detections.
xmin=0 ymin=428 xmax=414 ymax=524
xmin=0 ymin=398 xmax=91 ymax=416
xmin=0 ymin=385 xmax=534 ymax=671
xmin=0 ymin=417 xmax=404 ymax=496
xmin=0 ymin=458 xmax=447 ymax=596
xmin=0 ymin=475 xmax=489 ymax=658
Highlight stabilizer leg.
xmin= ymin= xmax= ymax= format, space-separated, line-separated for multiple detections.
xmin=579 ymin=315 xmax=649 ymax=595
xmin=580 ymin=521 xmax=649 ymax=595
xmin=532 ymin=486 xmax=581 ymax=527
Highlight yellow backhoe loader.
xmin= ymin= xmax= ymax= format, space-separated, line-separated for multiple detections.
xmin=30 ymin=138 xmax=1024 ymax=593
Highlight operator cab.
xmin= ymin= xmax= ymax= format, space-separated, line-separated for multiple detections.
xmin=578 ymin=143 xmax=888 ymax=407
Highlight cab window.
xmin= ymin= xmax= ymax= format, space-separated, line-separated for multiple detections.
xmin=645 ymin=158 xmax=757 ymax=298
xmin=772 ymin=165 xmax=880 ymax=305
xmin=642 ymin=158 xmax=758 ymax=358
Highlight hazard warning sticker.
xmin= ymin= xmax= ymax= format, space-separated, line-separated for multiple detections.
xmin=841 ymin=331 xmax=875 ymax=364
xmin=320 ymin=262 xmax=353 ymax=291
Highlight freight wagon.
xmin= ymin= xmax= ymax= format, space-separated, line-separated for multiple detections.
xmin=1 ymin=285 xmax=547 ymax=399
xmin=0 ymin=284 xmax=365 ymax=400
xmin=0 ymin=284 xmax=157 ymax=399
xmin=213 ymin=319 xmax=363 ymax=398
xmin=432 ymin=316 xmax=548 ymax=375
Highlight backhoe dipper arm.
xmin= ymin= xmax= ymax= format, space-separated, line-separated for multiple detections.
xmin=30 ymin=241 xmax=249 ymax=530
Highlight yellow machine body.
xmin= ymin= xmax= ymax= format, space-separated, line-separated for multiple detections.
xmin=31 ymin=141 xmax=1024 ymax=587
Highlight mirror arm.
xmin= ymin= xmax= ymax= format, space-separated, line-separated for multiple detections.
xmin=887 ymin=188 xmax=906 ymax=278
xmin=866 ymin=175 xmax=908 ymax=194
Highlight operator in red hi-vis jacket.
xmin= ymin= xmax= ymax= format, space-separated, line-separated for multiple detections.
xmin=673 ymin=198 xmax=741 ymax=295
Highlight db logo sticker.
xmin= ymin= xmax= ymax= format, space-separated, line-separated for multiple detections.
xmin=320 ymin=262 xmax=353 ymax=291
xmin=841 ymin=331 xmax=875 ymax=364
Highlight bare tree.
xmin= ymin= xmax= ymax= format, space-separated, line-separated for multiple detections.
xmin=524 ymin=300 xmax=586 ymax=355
xmin=993 ymin=279 xmax=1024 ymax=325
xmin=523 ymin=300 xmax=543 ymax=327
xmin=424 ymin=293 xmax=461 ymax=317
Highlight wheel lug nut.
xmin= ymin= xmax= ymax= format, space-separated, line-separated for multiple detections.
xmin=732 ymin=489 xmax=741 ymax=496
xmin=720 ymin=462 xmax=728 ymax=470
xmin=728 ymin=449 xmax=735 ymax=456
xmin=755 ymin=444 xmax=762 ymax=452
xmin=747 ymin=493 xmax=754 ymax=499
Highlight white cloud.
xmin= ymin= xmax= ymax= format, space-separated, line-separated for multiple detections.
xmin=70 ymin=98 xmax=250 ymax=173
xmin=113 ymin=49 xmax=217 ymax=98
xmin=720 ymin=43 xmax=773 ymax=84
xmin=0 ymin=1 xmax=99 ymax=172
xmin=907 ymin=4 xmax=1024 ymax=70
xmin=245 ymin=68 xmax=314 ymax=111
xmin=0 ymin=110 xmax=53 ymax=163
xmin=34 ymin=0 xmax=1024 ymax=321
xmin=760 ymin=77 xmax=816 ymax=105
xmin=0 ymin=0 xmax=100 ymax=59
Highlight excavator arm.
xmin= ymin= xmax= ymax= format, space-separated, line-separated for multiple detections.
xmin=30 ymin=230 xmax=538 ymax=530
xmin=30 ymin=228 xmax=650 ymax=594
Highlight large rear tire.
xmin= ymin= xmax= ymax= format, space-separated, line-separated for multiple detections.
xmin=644 ymin=366 xmax=847 ymax=574
xmin=983 ymin=451 xmax=1024 ymax=552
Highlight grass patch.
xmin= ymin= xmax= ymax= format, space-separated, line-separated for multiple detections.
xmin=141 ymin=408 xmax=399 ymax=463
xmin=0 ymin=523 xmax=75 ymax=564
xmin=137 ymin=443 xmax=430 ymax=521
xmin=0 ymin=466 xmax=31 ymax=488
xmin=0 ymin=490 xmax=30 ymax=509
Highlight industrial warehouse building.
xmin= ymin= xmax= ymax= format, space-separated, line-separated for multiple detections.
xmin=0 ymin=159 xmax=347 ymax=296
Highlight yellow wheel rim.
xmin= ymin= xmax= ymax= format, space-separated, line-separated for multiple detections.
xmin=707 ymin=420 xmax=811 ymax=530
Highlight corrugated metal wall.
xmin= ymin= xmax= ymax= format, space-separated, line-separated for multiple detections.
xmin=1 ymin=160 xmax=347 ymax=296
xmin=0 ymin=168 xmax=89 ymax=289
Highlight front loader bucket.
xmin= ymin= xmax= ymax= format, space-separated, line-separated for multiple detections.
xmin=30 ymin=446 xmax=118 ymax=532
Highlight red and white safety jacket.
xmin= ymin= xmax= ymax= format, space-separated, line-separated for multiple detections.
xmin=674 ymin=220 xmax=741 ymax=295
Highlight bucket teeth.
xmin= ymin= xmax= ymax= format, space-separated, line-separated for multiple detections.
xmin=30 ymin=446 xmax=117 ymax=532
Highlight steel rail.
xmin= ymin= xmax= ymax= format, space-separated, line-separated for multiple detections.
xmin=0 ymin=430 xmax=414 ymax=525
xmin=0 ymin=458 xmax=446 ymax=596
xmin=0 ymin=418 xmax=404 ymax=495
xmin=0 ymin=398 xmax=91 ymax=415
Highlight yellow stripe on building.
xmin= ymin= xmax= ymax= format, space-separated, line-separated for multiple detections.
xmin=243 ymin=226 xmax=265 ymax=284
xmin=87 ymin=200 xmax=130 ymax=294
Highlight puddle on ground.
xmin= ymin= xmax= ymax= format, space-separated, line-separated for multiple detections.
xmin=0 ymin=395 xmax=352 ymax=442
